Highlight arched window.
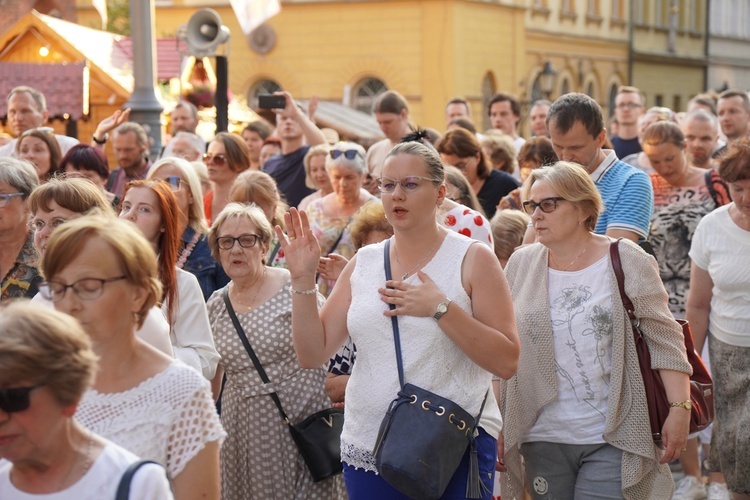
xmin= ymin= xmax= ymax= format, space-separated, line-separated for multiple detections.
xmin=481 ymin=72 xmax=497 ymax=131
xmin=608 ymin=83 xmax=618 ymax=117
xmin=351 ymin=77 xmax=388 ymax=114
xmin=247 ymin=79 xmax=282 ymax=109
xmin=560 ymin=77 xmax=571 ymax=96
xmin=586 ymin=80 xmax=597 ymax=100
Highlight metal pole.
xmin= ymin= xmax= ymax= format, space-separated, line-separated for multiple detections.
xmin=215 ymin=55 xmax=228 ymax=133
xmin=126 ymin=0 xmax=163 ymax=160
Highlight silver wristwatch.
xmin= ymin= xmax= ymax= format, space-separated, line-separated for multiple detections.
xmin=433 ymin=298 xmax=452 ymax=321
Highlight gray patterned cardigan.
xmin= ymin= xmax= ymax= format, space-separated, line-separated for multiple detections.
xmin=500 ymin=239 xmax=692 ymax=500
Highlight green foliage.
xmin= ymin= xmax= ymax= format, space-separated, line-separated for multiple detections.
xmin=106 ymin=0 xmax=130 ymax=36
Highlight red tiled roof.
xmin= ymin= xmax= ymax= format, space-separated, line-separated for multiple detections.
xmin=0 ymin=61 xmax=85 ymax=119
xmin=115 ymin=38 xmax=187 ymax=81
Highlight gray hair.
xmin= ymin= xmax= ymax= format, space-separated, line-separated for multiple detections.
xmin=164 ymin=132 xmax=204 ymax=156
xmin=7 ymin=86 xmax=46 ymax=112
xmin=326 ymin=141 xmax=367 ymax=175
xmin=208 ymin=203 xmax=273 ymax=262
xmin=0 ymin=157 xmax=40 ymax=196
xmin=683 ymin=109 xmax=719 ymax=131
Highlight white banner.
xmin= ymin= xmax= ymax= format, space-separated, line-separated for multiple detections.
xmin=229 ymin=0 xmax=281 ymax=36
xmin=92 ymin=0 xmax=107 ymax=30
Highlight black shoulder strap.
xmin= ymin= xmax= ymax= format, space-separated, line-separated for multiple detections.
xmin=222 ymin=287 xmax=290 ymax=424
xmin=383 ymin=240 xmax=405 ymax=388
xmin=115 ymin=460 xmax=162 ymax=500
xmin=705 ymin=169 xmax=721 ymax=207
xmin=268 ymin=240 xmax=281 ymax=264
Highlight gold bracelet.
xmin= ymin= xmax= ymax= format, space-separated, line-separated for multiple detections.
xmin=290 ymin=285 xmax=318 ymax=295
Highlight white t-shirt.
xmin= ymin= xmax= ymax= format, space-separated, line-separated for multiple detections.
xmin=0 ymin=441 xmax=173 ymax=499
xmin=524 ymin=255 xmax=614 ymax=445
xmin=689 ymin=204 xmax=750 ymax=347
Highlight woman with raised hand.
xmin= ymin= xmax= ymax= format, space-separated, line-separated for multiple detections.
xmin=0 ymin=301 xmax=173 ymax=499
xmin=148 ymin=157 xmax=230 ymax=301
xmin=283 ymin=141 xmax=519 ymax=498
xmin=40 ymin=216 xmax=224 ymax=500
xmin=206 ymin=203 xmax=345 ymax=499
xmin=500 ymin=162 xmax=692 ymax=499
xmin=120 ymin=179 xmax=220 ymax=379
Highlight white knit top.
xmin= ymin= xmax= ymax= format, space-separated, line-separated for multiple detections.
xmin=341 ymin=230 xmax=503 ymax=472
xmin=75 ymin=361 xmax=225 ymax=478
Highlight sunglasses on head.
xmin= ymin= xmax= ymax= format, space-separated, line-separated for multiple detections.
xmin=202 ymin=153 xmax=227 ymax=166
xmin=0 ymin=385 xmax=42 ymax=413
xmin=330 ymin=150 xmax=361 ymax=160
xmin=164 ymin=175 xmax=182 ymax=191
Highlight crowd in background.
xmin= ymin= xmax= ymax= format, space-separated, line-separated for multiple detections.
xmin=1 ymin=82 xmax=749 ymax=500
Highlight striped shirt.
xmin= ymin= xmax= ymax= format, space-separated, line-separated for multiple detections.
xmin=590 ymin=150 xmax=653 ymax=238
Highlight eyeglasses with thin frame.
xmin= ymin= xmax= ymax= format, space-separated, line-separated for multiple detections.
xmin=377 ymin=176 xmax=442 ymax=194
xmin=216 ymin=234 xmax=262 ymax=251
xmin=522 ymin=197 xmax=566 ymax=215
xmin=330 ymin=150 xmax=362 ymax=160
xmin=164 ymin=175 xmax=182 ymax=191
xmin=29 ymin=217 xmax=68 ymax=233
xmin=0 ymin=385 xmax=42 ymax=413
xmin=616 ymin=102 xmax=643 ymax=110
xmin=38 ymin=276 xmax=127 ymax=302
xmin=202 ymin=153 xmax=227 ymax=166
xmin=0 ymin=192 xmax=25 ymax=208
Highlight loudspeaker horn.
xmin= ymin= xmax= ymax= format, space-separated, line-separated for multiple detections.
xmin=185 ymin=8 xmax=230 ymax=57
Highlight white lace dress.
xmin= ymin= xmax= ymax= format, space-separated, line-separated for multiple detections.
xmin=75 ymin=361 xmax=225 ymax=478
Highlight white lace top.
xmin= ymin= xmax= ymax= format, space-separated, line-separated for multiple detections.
xmin=342 ymin=231 xmax=503 ymax=472
xmin=75 ymin=362 xmax=226 ymax=478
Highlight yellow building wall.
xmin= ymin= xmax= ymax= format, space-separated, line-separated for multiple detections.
xmin=633 ymin=61 xmax=704 ymax=110
xmin=78 ymin=0 xmax=525 ymax=132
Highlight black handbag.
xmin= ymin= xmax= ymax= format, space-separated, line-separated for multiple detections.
xmin=222 ymin=288 xmax=344 ymax=482
xmin=372 ymin=240 xmax=489 ymax=499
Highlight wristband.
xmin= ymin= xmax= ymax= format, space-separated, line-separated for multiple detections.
xmin=91 ymin=134 xmax=108 ymax=145
xmin=290 ymin=284 xmax=318 ymax=295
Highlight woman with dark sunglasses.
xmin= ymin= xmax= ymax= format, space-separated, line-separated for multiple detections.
xmin=500 ymin=162 xmax=692 ymax=499
xmin=305 ymin=141 xmax=375 ymax=296
xmin=0 ymin=302 xmax=174 ymax=498
xmin=149 ymin=157 xmax=230 ymax=301
xmin=203 ymin=132 xmax=251 ymax=225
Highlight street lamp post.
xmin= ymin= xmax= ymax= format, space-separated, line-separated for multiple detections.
xmin=126 ymin=0 xmax=163 ymax=159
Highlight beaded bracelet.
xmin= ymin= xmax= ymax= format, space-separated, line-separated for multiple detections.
xmin=290 ymin=284 xmax=318 ymax=295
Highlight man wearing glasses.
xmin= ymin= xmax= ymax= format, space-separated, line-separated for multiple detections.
xmin=0 ymin=86 xmax=80 ymax=158
xmin=106 ymin=122 xmax=152 ymax=198
xmin=262 ymin=90 xmax=327 ymax=208
xmin=610 ymin=86 xmax=645 ymax=160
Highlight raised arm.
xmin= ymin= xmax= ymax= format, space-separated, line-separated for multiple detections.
xmin=279 ymin=208 xmax=351 ymax=368
xmin=274 ymin=91 xmax=326 ymax=147
xmin=92 ymin=108 xmax=131 ymax=150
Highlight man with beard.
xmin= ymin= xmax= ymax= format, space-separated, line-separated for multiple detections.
xmin=681 ymin=110 xmax=720 ymax=170
xmin=106 ymin=122 xmax=151 ymax=198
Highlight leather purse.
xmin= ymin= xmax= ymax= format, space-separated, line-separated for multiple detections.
xmin=373 ymin=240 xmax=489 ymax=499
xmin=222 ymin=288 xmax=344 ymax=482
xmin=610 ymin=240 xmax=714 ymax=447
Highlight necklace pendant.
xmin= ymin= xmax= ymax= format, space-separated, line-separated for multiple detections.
xmin=402 ymin=273 xmax=408 ymax=280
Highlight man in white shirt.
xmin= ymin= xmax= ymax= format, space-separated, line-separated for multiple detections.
xmin=0 ymin=86 xmax=79 ymax=157
xmin=487 ymin=92 xmax=526 ymax=152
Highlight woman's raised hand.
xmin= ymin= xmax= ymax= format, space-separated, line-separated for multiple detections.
xmin=277 ymin=208 xmax=321 ymax=280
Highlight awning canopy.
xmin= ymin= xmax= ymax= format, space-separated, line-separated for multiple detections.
xmin=298 ymin=99 xmax=384 ymax=145
xmin=0 ymin=61 xmax=85 ymax=119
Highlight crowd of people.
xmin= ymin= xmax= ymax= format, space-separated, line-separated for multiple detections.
xmin=1 ymin=82 xmax=749 ymax=500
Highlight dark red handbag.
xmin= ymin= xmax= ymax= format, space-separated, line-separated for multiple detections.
xmin=610 ymin=240 xmax=714 ymax=447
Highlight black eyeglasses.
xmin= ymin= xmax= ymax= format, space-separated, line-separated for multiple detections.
xmin=0 ymin=385 xmax=42 ymax=413
xmin=164 ymin=175 xmax=182 ymax=191
xmin=330 ymin=150 xmax=362 ymax=160
xmin=202 ymin=153 xmax=227 ymax=166
xmin=39 ymin=276 xmax=127 ymax=302
xmin=522 ymin=197 xmax=566 ymax=215
xmin=216 ymin=234 xmax=262 ymax=250
xmin=0 ymin=193 xmax=25 ymax=208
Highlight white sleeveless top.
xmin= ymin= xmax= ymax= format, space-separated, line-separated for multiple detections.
xmin=342 ymin=230 xmax=503 ymax=472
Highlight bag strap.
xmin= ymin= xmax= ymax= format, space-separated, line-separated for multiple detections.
xmin=383 ymin=239 xmax=405 ymax=388
xmin=267 ymin=240 xmax=281 ymax=264
xmin=609 ymin=239 xmax=639 ymax=326
xmin=115 ymin=460 xmax=162 ymax=500
xmin=222 ymin=287 xmax=291 ymax=424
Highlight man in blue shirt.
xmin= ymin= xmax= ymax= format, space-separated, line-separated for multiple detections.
xmin=542 ymin=93 xmax=653 ymax=243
